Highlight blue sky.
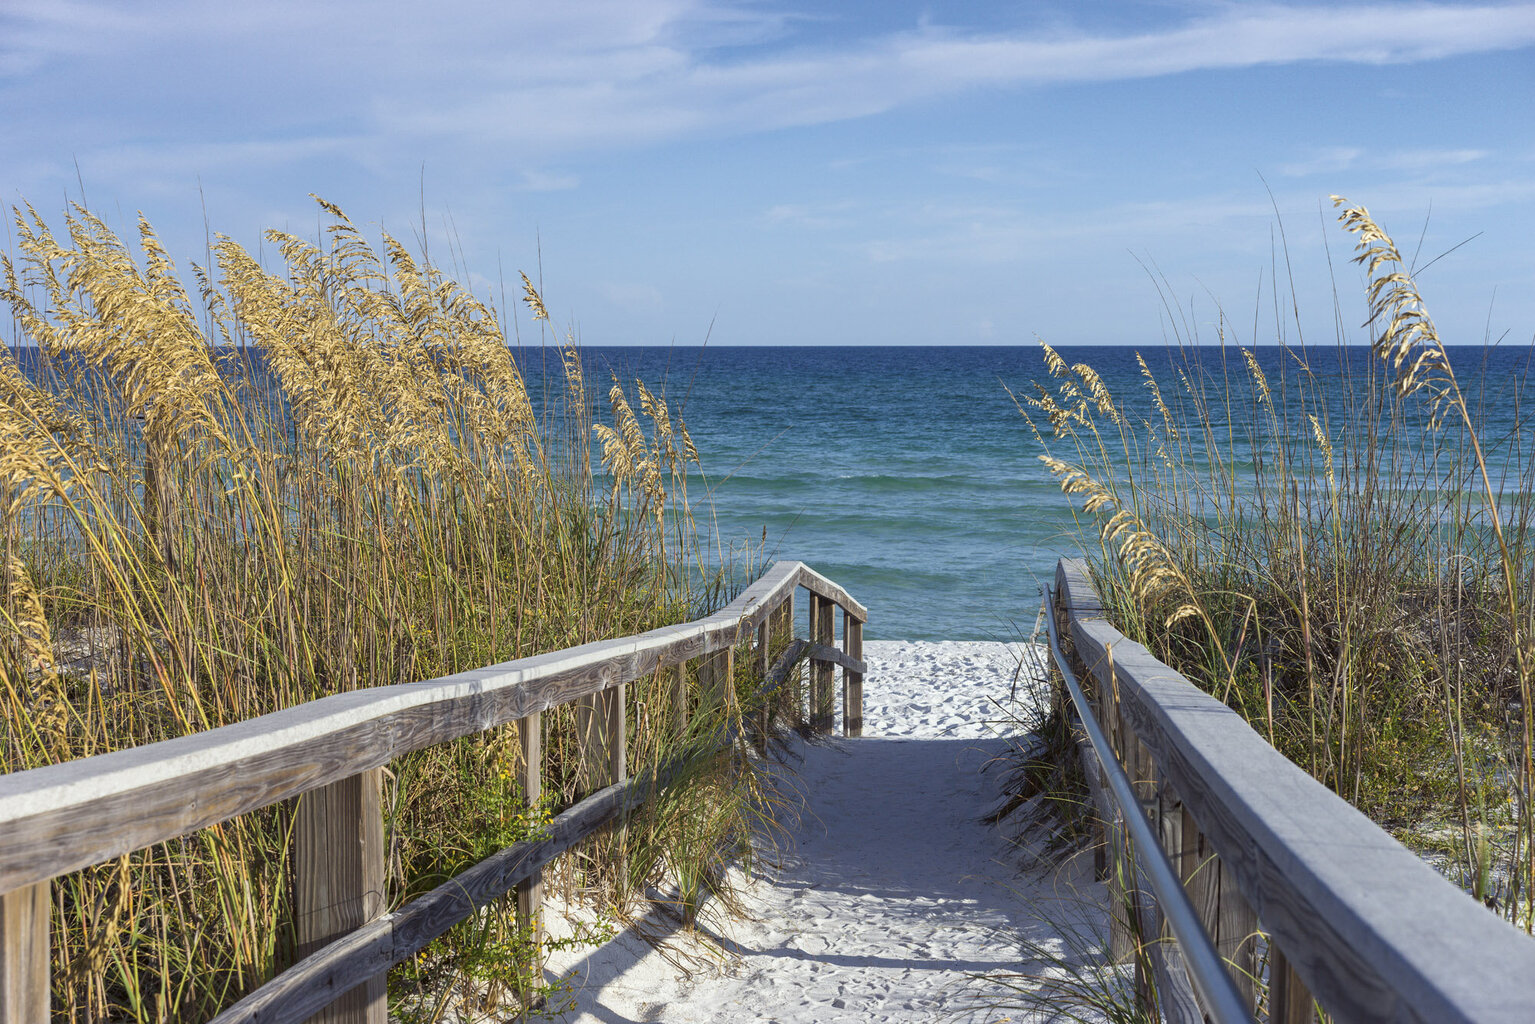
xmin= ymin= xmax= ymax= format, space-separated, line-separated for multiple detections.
xmin=2 ymin=0 xmax=1532 ymax=347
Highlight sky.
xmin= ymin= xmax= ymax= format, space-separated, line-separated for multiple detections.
xmin=1 ymin=0 xmax=1532 ymax=348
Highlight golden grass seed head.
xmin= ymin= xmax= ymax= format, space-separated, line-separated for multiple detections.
xmin=520 ymin=272 xmax=550 ymax=322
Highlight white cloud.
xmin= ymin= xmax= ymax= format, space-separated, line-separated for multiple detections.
xmin=1382 ymin=148 xmax=1489 ymax=170
xmin=5 ymin=1 xmax=1534 ymax=163
xmin=1282 ymin=145 xmax=1492 ymax=178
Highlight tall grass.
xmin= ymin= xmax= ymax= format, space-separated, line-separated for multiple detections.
xmin=1021 ymin=198 xmax=1535 ymax=929
xmin=0 ymin=197 xmax=779 ymax=1021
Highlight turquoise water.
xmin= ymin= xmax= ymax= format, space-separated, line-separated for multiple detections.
xmin=524 ymin=344 xmax=1534 ymax=642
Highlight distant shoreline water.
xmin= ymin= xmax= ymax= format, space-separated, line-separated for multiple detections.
xmin=15 ymin=341 xmax=1528 ymax=642
xmin=523 ymin=343 xmax=1533 ymax=642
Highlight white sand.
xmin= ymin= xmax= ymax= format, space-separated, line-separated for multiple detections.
xmin=542 ymin=640 xmax=1101 ymax=1023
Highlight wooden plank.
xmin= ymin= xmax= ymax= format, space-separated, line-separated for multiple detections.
xmin=843 ymin=613 xmax=864 ymax=738
xmin=576 ymin=684 xmax=625 ymax=793
xmin=1145 ymin=760 xmax=1204 ymax=1024
xmin=0 ymin=560 xmax=871 ymax=896
xmin=716 ymin=648 xmax=734 ymax=720
xmin=1104 ymin=700 xmax=1134 ymax=965
xmin=1216 ymin=858 xmax=1259 ymax=1011
xmin=1056 ymin=557 xmax=1535 ymax=1024
xmin=755 ymin=622 xmax=771 ymax=753
xmin=210 ymin=778 xmax=637 ymax=1024
xmin=794 ymin=565 xmax=868 ymax=621
xmin=1178 ymin=807 xmax=1257 ymax=1013
xmin=1074 ymin=730 xmax=1110 ymax=881
xmin=809 ymin=594 xmax=834 ymax=733
xmin=1147 ymin=926 xmax=1205 ymax=1024
xmin=1269 ymin=944 xmax=1316 ymax=1024
xmin=803 ymin=643 xmax=865 ymax=676
xmin=0 ymin=882 xmax=48 ymax=1024
xmin=293 ymin=769 xmax=386 ymax=1024
xmin=514 ymin=711 xmax=543 ymax=1004
xmin=785 ymin=590 xmax=803 ymax=728
xmin=671 ymin=663 xmax=689 ymax=737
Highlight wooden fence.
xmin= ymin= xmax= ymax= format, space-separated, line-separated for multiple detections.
xmin=0 ymin=560 xmax=867 ymax=1024
xmin=1051 ymin=557 xmax=1535 ymax=1023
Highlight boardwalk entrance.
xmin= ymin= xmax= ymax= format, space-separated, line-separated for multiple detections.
xmin=547 ymin=642 xmax=1088 ymax=1024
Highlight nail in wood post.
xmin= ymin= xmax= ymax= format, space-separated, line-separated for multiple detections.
xmin=515 ymin=711 xmax=543 ymax=1004
xmin=0 ymin=881 xmax=49 ymax=1024
xmin=295 ymin=768 xmax=387 ymax=1024
xmin=1268 ymin=945 xmax=1316 ymax=1024
xmin=843 ymin=611 xmax=863 ymax=737
xmin=811 ymin=594 xmax=834 ymax=734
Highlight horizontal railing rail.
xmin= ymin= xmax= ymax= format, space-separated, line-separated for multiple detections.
xmin=1052 ymin=557 xmax=1535 ymax=1024
xmin=0 ymin=560 xmax=868 ymax=1024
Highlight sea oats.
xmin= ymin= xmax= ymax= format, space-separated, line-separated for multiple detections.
xmin=1241 ymin=347 xmax=1272 ymax=411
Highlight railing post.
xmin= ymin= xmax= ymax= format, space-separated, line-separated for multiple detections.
xmin=755 ymin=621 xmax=771 ymax=753
xmin=577 ymin=684 xmax=626 ymax=792
xmin=671 ymin=663 xmax=689 ymax=737
xmin=294 ymin=768 xmax=387 ymax=1024
xmin=1268 ymin=945 xmax=1316 ymax=1024
xmin=701 ymin=645 xmax=734 ymax=722
xmin=842 ymin=610 xmax=863 ymax=737
xmin=785 ymin=592 xmax=802 ymax=727
xmin=1103 ymin=701 xmax=1134 ymax=964
xmin=0 ymin=881 xmax=49 ymax=1024
xmin=779 ymin=593 xmax=798 ymax=727
xmin=1180 ymin=806 xmax=1258 ymax=1012
xmin=516 ymin=711 xmax=544 ymax=1008
xmin=810 ymin=594 xmax=834 ymax=734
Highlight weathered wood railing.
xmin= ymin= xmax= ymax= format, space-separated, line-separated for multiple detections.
xmin=1049 ymin=557 xmax=1535 ymax=1023
xmin=0 ymin=560 xmax=866 ymax=1024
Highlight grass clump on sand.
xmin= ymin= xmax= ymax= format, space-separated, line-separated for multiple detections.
xmin=0 ymin=197 xmax=789 ymax=1021
xmin=1020 ymin=197 xmax=1535 ymax=930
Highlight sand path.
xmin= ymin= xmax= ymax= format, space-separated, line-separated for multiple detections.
xmin=544 ymin=640 xmax=1089 ymax=1023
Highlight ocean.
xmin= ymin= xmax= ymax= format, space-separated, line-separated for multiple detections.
xmin=520 ymin=344 xmax=1535 ymax=642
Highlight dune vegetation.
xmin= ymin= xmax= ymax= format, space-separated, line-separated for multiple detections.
xmin=0 ymin=197 xmax=786 ymax=1021
xmin=1023 ymin=197 xmax=1535 ymax=929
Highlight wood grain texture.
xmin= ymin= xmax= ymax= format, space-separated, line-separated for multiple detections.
xmin=755 ymin=623 xmax=771 ymax=754
xmin=809 ymin=594 xmax=834 ymax=734
xmin=671 ymin=663 xmax=689 ymax=736
xmin=1148 ymin=783 xmax=1205 ymax=1024
xmin=0 ymin=882 xmax=47 ymax=1024
xmin=1269 ymin=944 xmax=1316 ymax=1024
xmin=1147 ymin=928 xmax=1204 ymax=1024
xmin=843 ymin=614 xmax=863 ymax=738
xmin=293 ymin=770 xmax=385 ymax=1024
xmin=208 ymin=779 xmax=637 ymax=1024
xmin=576 ymin=684 xmax=626 ymax=794
xmin=514 ymin=711 xmax=543 ymax=992
xmin=0 ymin=562 xmax=866 ymax=896
xmin=1057 ymin=558 xmax=1535 ymax=1024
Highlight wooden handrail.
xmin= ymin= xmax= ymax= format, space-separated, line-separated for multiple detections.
xmin=1054 ymin=557 xmax=1535 ymax=1024
xmin=0 ymin=561 xmax=861 ymax=894
xmin=0 ymin=561 xmax=868 ymax=1024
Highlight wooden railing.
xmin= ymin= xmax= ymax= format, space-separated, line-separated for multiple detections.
xmin=0 ymin=561 xmax=867 ymax=1024
xmin=1050 ymin=558 xmax=1535 ymax=1023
